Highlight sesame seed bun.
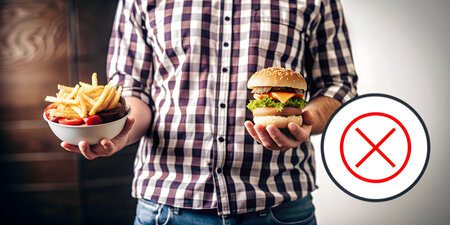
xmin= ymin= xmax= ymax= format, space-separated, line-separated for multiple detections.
xmin=247 ymin=67 xmax=307 ymax=90
xmin=253 ymin=115 xmax=303 ymax=128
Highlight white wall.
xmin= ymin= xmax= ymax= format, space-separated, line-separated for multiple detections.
xmin=311 ymin=0 xmax=450 ymax=224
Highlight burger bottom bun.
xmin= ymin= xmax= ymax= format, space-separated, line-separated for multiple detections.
xmin=253 ymin=115 xmax=303 ymax=128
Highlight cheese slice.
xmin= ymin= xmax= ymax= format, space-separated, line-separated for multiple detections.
xmin=269 ymin=92 xmax=296 ymax=103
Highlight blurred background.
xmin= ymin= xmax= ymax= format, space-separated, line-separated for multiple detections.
xmin=0 ymin=0 xmax=449 ymax=225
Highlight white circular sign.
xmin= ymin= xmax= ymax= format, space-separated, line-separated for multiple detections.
xmin=321 ymin=94 xmax=430 ymax=201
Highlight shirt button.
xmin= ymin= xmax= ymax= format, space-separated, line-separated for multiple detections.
xmin=222 ymin=67 xmax=228 ymax=73
xmin=218 ymin=136 xmax=225 ymax=142
xmin=223 ymin=42 xmax=229 ymax=47
xmin=225 ymin=16 xmax=230 ymax=21
xmin=216 ymin=168 xmax=222 ymax=174
xmin=219 ymin=103 xmax=226 ymax=108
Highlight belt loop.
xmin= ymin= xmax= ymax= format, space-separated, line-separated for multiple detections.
xmin=155 ymin=205 xmax=172 ymax=225
xmin=222 ymin=215 xmax=226 ymax=225
xmin=162 ymin=207 xmax=172 ymax=225
xmin=155 ymin=205 xmax=163 ymax=225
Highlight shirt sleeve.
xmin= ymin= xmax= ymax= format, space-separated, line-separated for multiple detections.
xmin=305 ymin=0 xmax=358 ymax=103
xmin=107 ymin=0 xmax=153 ymax=104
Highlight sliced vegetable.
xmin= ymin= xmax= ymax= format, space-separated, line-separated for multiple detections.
xmin=45 ymin=103 xmax=61 ymax=122
xmin=58 ymin=118 xmax=84 ymax=125
xmin=83 ymin=115 xmax=102 ymax=125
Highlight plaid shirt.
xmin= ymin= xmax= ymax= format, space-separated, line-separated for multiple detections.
xmin=107 ymin=0 xmax=357 ymax=216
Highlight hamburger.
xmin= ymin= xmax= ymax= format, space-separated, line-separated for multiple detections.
xmin=246 ymin=67 xmax=307 ymax=128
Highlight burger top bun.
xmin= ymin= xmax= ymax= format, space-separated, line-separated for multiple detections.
xmin=247 ymin=67 xmax=307 ymax=90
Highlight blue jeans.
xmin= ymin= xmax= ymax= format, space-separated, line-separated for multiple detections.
xmin=134 ymin=195 xmax=316 ymax=225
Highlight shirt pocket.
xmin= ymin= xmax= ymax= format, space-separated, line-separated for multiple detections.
xmin=249 ymin=8 xmax=309 ymax=70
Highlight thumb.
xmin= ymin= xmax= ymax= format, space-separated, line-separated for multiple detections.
xmin=302 ymin=110 xmax=313 ymax=126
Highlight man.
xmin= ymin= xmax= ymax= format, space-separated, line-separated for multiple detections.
xmin=62 ymin=0 xmax=357 ymax=224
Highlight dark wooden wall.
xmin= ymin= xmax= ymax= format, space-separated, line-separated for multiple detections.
xmin=0 ymin=0 xmax=138 ymax=224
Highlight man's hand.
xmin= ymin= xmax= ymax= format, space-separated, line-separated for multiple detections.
xmin=244 ymin=111 xmax=313 ymax=151
xmin=60 ymin=117 xmax=135 ymax=160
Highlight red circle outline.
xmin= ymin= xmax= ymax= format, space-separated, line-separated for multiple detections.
xmin=340 ymin=112 xmax=411 ymax=183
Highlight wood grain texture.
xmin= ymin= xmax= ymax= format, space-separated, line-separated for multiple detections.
xmin=0 ymin=0 xmax=71 ymax=122
xmin=0 ymin=1 xmax=81 ymax=225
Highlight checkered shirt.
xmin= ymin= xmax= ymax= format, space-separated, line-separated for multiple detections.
xmin=107 ymin=0 xmax=357 ymax=216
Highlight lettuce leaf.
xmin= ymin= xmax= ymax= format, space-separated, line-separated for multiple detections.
xmin=246 ymin=97 xmax=307 ymax=112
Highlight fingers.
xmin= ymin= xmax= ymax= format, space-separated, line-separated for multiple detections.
xmin=288 ymin=122 xmax=311 ymax=143
xmin=254 ymin=124 xmax=278 ymax=150
xmin=78 ymin=141 xmax=97 ymax=160
xmin=244 ymin=121 xmax=262 ymax=143
xmin=61 ymin=141 xmax=102 ymax=160
xmin=245 ymin=121 xmax=301 ymax=150
xmin=61 ymin=142 xmax=81 ymax=154
xmin=266 ymin=125 xmax=297 ymax=149
xmin=302 ymin=110 xmax=313 ymax=125
xmin=59 ymin=118 xmax=134 ymax=160
xmin=100 ymin=139 xmax=114 ymax=152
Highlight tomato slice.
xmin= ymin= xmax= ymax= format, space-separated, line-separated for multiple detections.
xmin=59 ymin=118 xmax=84 ymax=126
xmin=45 ymin=103 xmax=61 ymax=122
xmin=83 ymin=115 xmax=102 ymax=125
xmin=45 ymin=103 xmax=58 ymax=111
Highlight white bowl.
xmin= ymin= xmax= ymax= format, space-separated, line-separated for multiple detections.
xmin=43 ymin=108 xmax=131 ymax=145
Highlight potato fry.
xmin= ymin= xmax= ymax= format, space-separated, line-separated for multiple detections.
xmin=84 ymin=87 xmax=104 ymax=96
xmin=56 ymin=86 xmax=72 ymax=98
xmin=57 ymin=104 xmax=66 ymax=111
xmin=92 ymin=73 xmax=98 ymax=86
xmin=66 ymin=84 xmax=80 ymax=99
xmin=45 ymin=72 xmax=123 ymax=120
xmin=56 ymin=92 xmax=69 ymax=99
xmin=79 ymin=81 xmax=93 ymax=89
xmin=108 ymin=86 xmax=122 ymax=109
xmin=71 ymin=106 xmax=83 ymax=118
xmin=101 ymin=85 xmax=116 ymax=111
xmin=57 ymin=84 xmax=73 ymax=91
xmin=50 ymin=107 xmax=79 ymax=118
xmin=45 ymin=96 xmax=78 ymax=105
xmin=77 ymin=95 xmax=87 ymax=118
xmin=82 ymin=93 xmax=96 ymax=106
xmin=89 ymin=85 xmax=111 ymax=116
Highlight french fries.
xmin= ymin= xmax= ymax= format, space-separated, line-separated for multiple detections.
xmin=92 ymin=72 xmax=98 ymax=86
xmin=45 ymin=73 xmax=123 ymax=119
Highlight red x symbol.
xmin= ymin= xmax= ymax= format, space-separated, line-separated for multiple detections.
xmin=355 ymin=128 xmax=396 ymax=168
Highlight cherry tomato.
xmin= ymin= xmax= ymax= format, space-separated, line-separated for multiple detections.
xmin=83 ymin=115 xmax=102 ymax=125
xmin=59 ymin=118 xmax=84 ymax=126
xmin=45 ymin=103 xmax=61 ymax=122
